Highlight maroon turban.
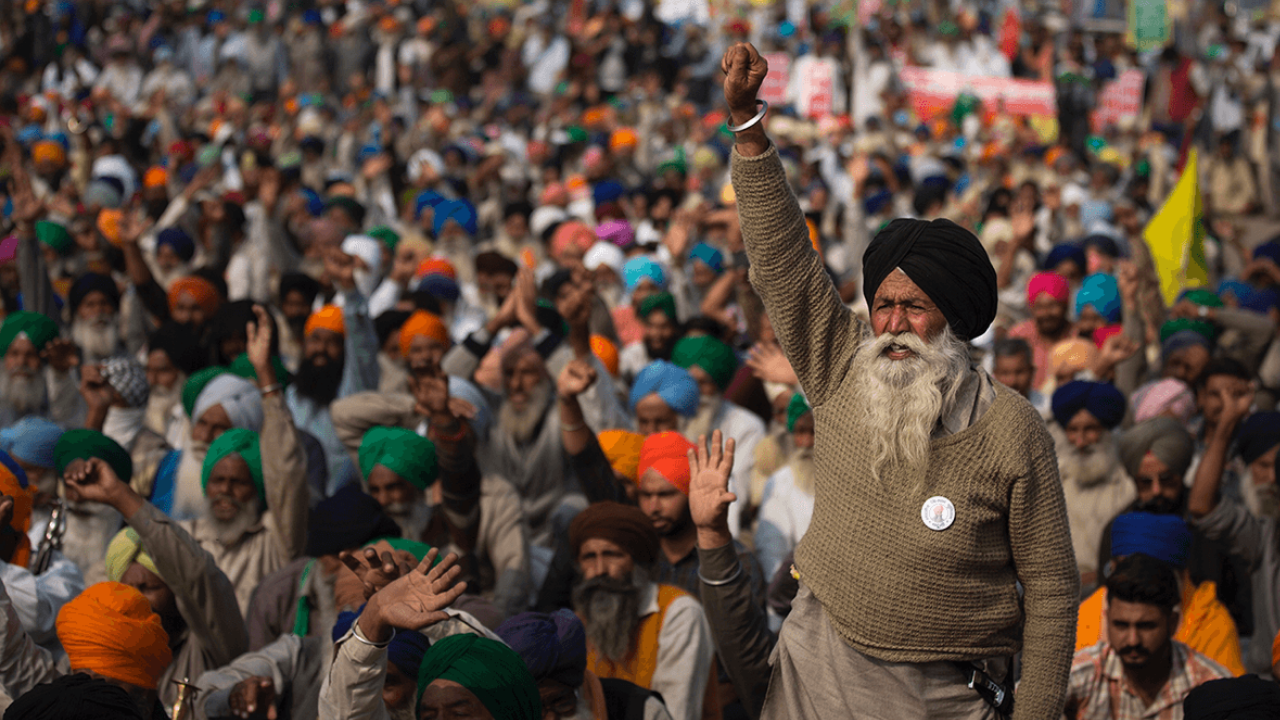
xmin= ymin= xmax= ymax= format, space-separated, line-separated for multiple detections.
xmin=569 ymin=501 xmax=658 ymax=567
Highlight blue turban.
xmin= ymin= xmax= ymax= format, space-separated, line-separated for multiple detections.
xmin=497 ymin=609 xmax=586 ymax=689
xmin=1111 ymin=512 xmax=1193 ymax=569
xmin=333 ymin=609 xmax=432 ymax=678
xmin=0 ymin=451 xmax=28 ymax=489
xmin=415 ymin=191 xmax=446 ymax=220
xmin=688 ymin=243 xmax=725 ymax=274
xmin=156 ymin=227 xmax=196 ymax=263
xmin=1161 ymin=329 xmax=1212 ymax=363
xmin=0 ymin=417 xmax=65 ymax=469
xmin=592 ymin=180 xmax=627 ymax=206
xmin=1044 ymin=243 xmax=1086 ymax=274
xmin=623 ymin=257 xmax=665 ymax=293
xmin=1235 ymin=412 xmax=1280 ymax=465
xmin=1217 ymin=279 xmax=1253 ymax=306
xmin=1243 ymin=288 xmax=1279 ymax=316
xmin=433 ymin=199 xmax=477 ymax=237
xmin=1051 ymin=380 xmax=1126 ymax=429
xmin=630 ymin=361 xmax=699 ymax=417
xmin=1076 ymin=273 xmax=1122 ymax=323
xmin=415 ymin=274 xmax=461 ymax=303
xmin=1253 ymin=241 xmax=1280 ymax=266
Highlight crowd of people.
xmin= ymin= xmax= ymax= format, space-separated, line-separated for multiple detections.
xmin=1 ymin=0 xmax=1280 ymax=718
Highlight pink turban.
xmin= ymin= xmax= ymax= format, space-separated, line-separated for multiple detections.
xmin=1028 ymin=271 xmax=1070 ymax=306
xmin=1132 ymin=379 xmax=1196 ymax=425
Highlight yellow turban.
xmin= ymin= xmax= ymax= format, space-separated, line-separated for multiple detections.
xmin=104 ymin=527 xmax=160 ymax=583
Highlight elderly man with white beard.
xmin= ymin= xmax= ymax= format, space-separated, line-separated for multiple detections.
xmin=1048 ymin=380 xmax=1136 ymax=587
xmin=67 ymin=273 xmax=129 ymax=364
xmin=0 ymin=311 xmax=83 ymax=427
xmin=755 ymin=393 xmax=817 ymax=582
xmin=718 ymin=43 xmax=1077 ymax=719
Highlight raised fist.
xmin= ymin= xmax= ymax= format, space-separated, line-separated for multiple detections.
xmin=721 ymin=43 xmax=768 ymax=123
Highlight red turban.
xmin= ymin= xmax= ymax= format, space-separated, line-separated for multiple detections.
xmin=637 ymin=432 xmax=697 ymax=495
xmin=57 ymin=582 xmax=172 ymax=689
xmin=569 ymin=501 xmax=658 ymax=567
xmin=305 ymin=305 xmax=346 ymax=337
xmin=1027 ymin=271 xmax=1069 ymax=306
xmin=168 ymin=277 xmax=222 ymax=317
xmin=551 ymin=222 xmax=596 ymax=259
xmin=400 ymin=310 xmax=451 ymax=356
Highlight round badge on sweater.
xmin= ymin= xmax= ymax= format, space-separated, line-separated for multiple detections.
xmin=921 ymin=496 xmax=956 ymax=531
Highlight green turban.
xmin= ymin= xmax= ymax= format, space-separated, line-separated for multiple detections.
xmin=182 ymin=366 xmax=229 ymax=419
xmin=367 ymin=226 xmax=400 ymax=253
xmin=359 ymin=427 xmax=438 ymax=490
xmin=105 ymin=527 xmax=160 ymax=583
xmin=672 ymin=335 xmax=738 ymax=391
xmin=1159 ymin=318 xmax=1217 ymax=345
xmin=416 ymin=634 xmax=542 ymax=720
xmin=202 ymin=428 xmax=265 ymax=506
xmin=638 ymin=292 xmax=678 ymax=323
xmin=54 ymin=429 xmax=132 ymax=482
xmin=0 ymin=311 xmax=59 ymax=355
xmin=228 ymin=353 xmax=293 ymax=389
xmin=1181 ymin=288 xmax=1223 ymax=309
xmin=35 ymin=220 xmax=72 ymax=255
xmin=786 ymin=393 xmax=812 ymax=433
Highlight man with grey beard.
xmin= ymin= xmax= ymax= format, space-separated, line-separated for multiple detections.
xmin=68 ymin=272 xmax=127 ymax=364
xmin=569 ymin=501 xmax=716 ymax=720
xmin=142 ymin=324 xmax=203 ymax=445
xmin=1191 ymin=407 xmax=1280 ymax=674
xmin=0 ymin=311 xmax=82 ymax=427
xmin=721 ymin=43 xmax=1077 ymax=719
xmin=1048 ymin=380 xmax=1135 ymax=586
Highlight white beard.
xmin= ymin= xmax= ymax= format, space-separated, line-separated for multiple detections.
xmin=71 ymin=315 xmax=120 ymax=363
xmin=683 ymin=394 xmax=722 ymax=444
xmin=848 ymin=325 xmax=969 ymax=483
xmin=387 ymin=703 xmax=417 ymax=720
xmin=0 ymin=367 xmax=47 ymax=415
xmin=205 ymin=493 xmax=264 ymax=546
xmin=1239 ymin=468 xmax=1280 ymax=520
xmin=146 ymin=379 xmax=184 ymax=438
xmin=1054 ymin=428 xmax=1121 ymax=489
xmin=789 ymin=446 xmax=816 ymax=496
xmin=498 ymin=381 xmax=553 ymax=445
xmin=384 ymin=498 xmax=432 ymax=540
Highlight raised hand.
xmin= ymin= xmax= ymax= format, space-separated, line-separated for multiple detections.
xmin=62 ymin=457 xmax=139 ymax=516
xmin=1218 ymin=384 xmax=1254 ymax=432
xmin=746 ymin=342 xmax=799 ymax=385
xmin=720 ymin=42 xmax=768 ymax=121
xmin=324 ymin=247 xmax=356 ymax=292
xmin=359 ymin=549 xmax=468 ymax=641
xmin=79 ymin=364 xmax=117 ymax=414
xmin=229 ymin=677 xmax=278 ymax=720
xmin=1117 ymin=261 xmax=1140 ymax=303
xmin=339 ymin=544 xmax=417 ymax=602
xmin=513 ymin=266 xmax=540 ymax=332
xmin=245 ymin=304 xmax=276 ymax=385
xmin=43 ymin=338 xmax=81 ymax=374
xmin=557 ymin=357 xmax=598 ymax=399
xmin=688 ymin=430 xmax=737 ymax=549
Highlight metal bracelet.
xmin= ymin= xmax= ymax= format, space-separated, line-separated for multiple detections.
xmin=726 ymin=100 xmax=769 ymax=133
xmin=351 ymin=622 xmax=395 ymax=648
xmin=698 ymin=562 xmax=743 ymax=587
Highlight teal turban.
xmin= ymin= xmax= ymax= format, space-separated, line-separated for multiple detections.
xmin=672 ymin=335 xmax=738 ymax=391
xmin=202 ymin=429 xmax=265 ymax=506
xmin=54 ymin=429 xmax=132 ymax=482
xmin=0 ymin=311 xmax=59 ymax=355
xmin=786 ymin=393 xmax=812 ymax=433
xmin=358 ymin=427 xmax=438 ymax=490
xmin=415 ymin=634 xmax=541 ymax=720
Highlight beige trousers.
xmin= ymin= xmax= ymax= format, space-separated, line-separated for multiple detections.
xmin=760 ymin=583 xmax=1010 ymax=719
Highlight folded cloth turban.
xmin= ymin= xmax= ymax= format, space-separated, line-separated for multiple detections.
xmin=0 ymin=417 xmax=64 ymax=468
xmin=168 ymin=277 xmax=222 ymax=317
xmin=623 ymin=257 xmax=665 ymax=293
xmin=70 ymin=273 xmax=120 ymax=313
xmin=1235 ymin=412 xmax=1280 ymax=465
xmin=35 ymin=220 xmax=71 ymax=254
xmin=0 ymin=452 xmax=32 ymax=567
xmin=1131 ymin=379 xmax=1196 ymax=425
xmin=596 ymin=219 xmax=634 ymax=248
xmin=305 ymin=305 xmax=345 ymax=337
xmin=1044 ymin=243 xmax=1086 ymax=275
xmin=497 ymin=609 xmax=587 ymax=689
xmin=1179 ymin=288 xmax=1223 ymax=309
xmin=1118 ymin=417 xmax=1195 ymax=480
xmin=433 ymin=199 xmax=478 ymax=237
xmin=1051 ymin=380 xmax=1126 ymax=429
xmin=104 ymin=527 xmax=160 ymax=583
xmin=689 ymin=243 xmax=724 ymax=274
xmin=1160 ymin=318 xmax=1216 ymax=346
xmin=5 ymin=672 xmax=144 ymax=719
xmin=0 ymin=311 xmax=59 ymax=354
xmin=629 ymin=361 xmax=699 ymax=417
xmin=598 ymin=430 xmax=644 ymax=483
xmin=101 ymin=357 xmax=149 ymax=408
xmin=416 ymin=634 xmax=542 ymax=720
xmin=416 ymin=257 xmax=457 ymax=282
xmin=1183 ymin=675 xmax=1280 ymax=720
xmin=1027 ymin=271 xmax=1070 ymax=307
xmin=156 ymin=227 xmax=195 ymax=262
xmin=332 ymin=609 xmax=432 ymax=678
xmin=182 ymin=366 xmax=229 ymax=419
xmin=54 ymin=429 xmax=132 ymax=484
xmin=672 ymin=336 xmax=737 ymax=391
xmin=1049 ymin=338 xmax=1097 ymax=381
xmin=862 ymin=218 xmax=998 ymax=341
xmin=1110 ymin=512 xmax=1193 ymax=568
xmin=415 ymin=190 xmax=446 ymax=220
xmin=201 ymin=428 xmax=265 ymax=506
xmin=551 ymin=222 xmax=597 ymax=260
xmin=57 ymin=582 xmax=172 ymax=689
xmin=638 ymin=432 xmax=697 ymax=494
xmin=399 ymin=310 xmax=451 ymax=356
xmin=31 ymin=140 xmax=66 ymax=168
xmin=359 ymin=427 xmax=438 ymax=490
xmin=305 ymin=483 xmax=401 ymax=557
xmin=569 ymin=501 xmax=659 ymax=567
xmin=193 ymin=374 xmax=263 ymax=432
xmin=787 ymin=393 xmax=812 ymax=432
xmin=584 ymin=242 xmax=625 ymax=277
xmin=1077 ymin=273 xmax=1122 ymax=323
xmin=638 ymin=292 xmax=678 ymax=322
xmin=341 ymin=233 xmax=383 ymax=275
xmin=367 ymin=225 xmax=400 ymax=253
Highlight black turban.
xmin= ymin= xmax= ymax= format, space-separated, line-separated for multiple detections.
xmin=862 ymin=218 xmax=997 ymax=340
xmin=305 ymin=483 xmax=401 ymax=557
xmin=69 ymin=273 xmax=120 ymax=313
xmin=147 ymin=323 xmax=205 ymax=376
xmin=1182 ymin=675 xmax=1280 ymax=719
xmin=5 ymin=672 xmax=144 ymax=719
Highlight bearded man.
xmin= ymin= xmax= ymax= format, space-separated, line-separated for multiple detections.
xmin=1049 ymin=380 xmax=1136 ymax=585
xmin=0 ymin=311 xmax=81 ymax=427
xmin=54 ymin=430 xmax=137 ymax=585
xmin=721 ymin=43 xmax=1076 ymax=719
xmin=1008 ymin=271 xmax=1075 ymax=393
xmin=69 ymin=272 xmax=126 ymax=363
xmin=570 ymin=501 xmax=718 ymax=720
xmin=618 ymin=292 xmax=682 ymax=388
xmin=80 ymin=357 xmax=172 ymax=500
xmin=143 ymin=324 xmax=203 ymax=444
xmin=755 ymin=394 xmax=817 ymax=581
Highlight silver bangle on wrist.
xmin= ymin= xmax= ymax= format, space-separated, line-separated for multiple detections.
xmin=698 ymin=562 xmax=743 ymax=587
xmin=352 ymin=622 xmax=395 ymax=648
xmin=726 ymin=100 xmax=768 ymax=133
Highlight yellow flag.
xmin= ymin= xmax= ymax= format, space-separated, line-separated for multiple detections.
xmin=1144 ymin=149 xmax=1208 ymax=305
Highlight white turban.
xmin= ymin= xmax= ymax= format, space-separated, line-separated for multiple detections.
xmin=341 ymin=234 xmax=384 ymax=297
xmin=583 ymin=242 xmax=625 ymax=277
xmin=193 ymin=375 xmax=263 ymax=432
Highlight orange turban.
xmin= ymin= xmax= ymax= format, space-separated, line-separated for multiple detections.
xmin=0 ymin=461 xmax=32 ymax=568
xmin=551 ymin=221 xmax=595 ymax=258
xmin=167 ymin=276 xmax=222 ymax=317
xmin=143 ymin=166 xmax=168 ymax=189
xmin=415 ymin=257 xmax=457 ymax=281
xmin=399 ymin=310 xmax=451 ymax=356
xmin=57 ymin=582 xmax=172 ymax=689
xmin=305 ymin=305 xmax=346 ymax=337
xmin=590 ymin=335 xmax=619 ymax=376
xmin=97 ymin=209 xmax=124 ymax=246
xmin=1050 ymin=338 xmax=1097 ymax=381
xmin=598 ymin=430 xmax=644 ymax=483
xmin=637 ymin=431 xmax=697 ymax=495
xmin=32 ymin=140 xmax=66 ymax=167
xmin=610 ymin=128 xmax=638 ymax=151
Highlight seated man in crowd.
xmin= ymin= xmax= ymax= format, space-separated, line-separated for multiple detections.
xmin=80 ymin=357 xmax=171 ymax=500
xmin=991 ymin=338 xmax=1049 ymax=418
xmin=0 ymin=311 xmax=82 ymax=427
xmin=1063 ymin=553 xmax=1232 ymax=718
xmin=165 ymin=369 xmax=264 ymax=520
xmin=755 ymin=394 xmax=816 ymax=582
xmin=1008 ymin=271 xmax=1074 ymax=393
xmin=55 ymin=430 xmax=137 ymax=585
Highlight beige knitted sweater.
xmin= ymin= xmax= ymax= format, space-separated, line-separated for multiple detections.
xmin=732 ymin=145 xmax=1078 ymax=720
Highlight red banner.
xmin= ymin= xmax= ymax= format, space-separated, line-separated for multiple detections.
xmin=899 ymin=67 xmax=1057 ymax=119
xmin=760 ymin=52 xmax=791 ymax=106
xmin=1090 ymin=70 xmax=1144 ymax=131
